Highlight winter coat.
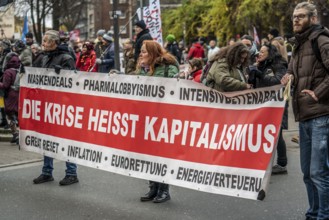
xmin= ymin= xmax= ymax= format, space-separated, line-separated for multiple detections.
xmin=134 ymin=29 xmax=153 ymax=61
xmin=138 ymin=63 xmax=179 ymax=78
xmin=206 ymin=58 xmax=248 ymax=92
xmin=32 ymin=52 xmax=45 ymax=67
xmin=123 ymin=49 xmax=136 ymax=74
xmin=97 ymin=43 xmax=115 ymax=73
xmin=76 ymin=50 xmax=97 ymax=72
xmin=187 ymin=43 xmax=205 ymax=60
xmin=42 ymin=45 xmax=76 ymax=70
xmin=287 ymin=25 xmax=329 ymax=122
xmin=165 ymin=42 xmax=180 ymax=62
xmin=191 ymin=69 xmax=202 ymax=83
xmin=0 ymin=53 xmax=20 ymax=114
xmin=256 ymin=58 xmax=288 ymax=129
xmin=95 ymin=42 xmax=107 ymax=58
xmin=19 ymin=47 xmax=32 ymax=67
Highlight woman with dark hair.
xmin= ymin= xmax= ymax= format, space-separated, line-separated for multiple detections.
xmin=76 ymin=42 xmax=97 ymax=72
xmin=248 ymin=43 xmax=289 ymax=174
xmin=136 ymin=40 xmax=179 ymax=203
xmin=206 ymin=42 xmax=252 ymax=92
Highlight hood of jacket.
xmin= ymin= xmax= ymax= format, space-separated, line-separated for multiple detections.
xmin=3 ymin=52 xmax=20 ymax=70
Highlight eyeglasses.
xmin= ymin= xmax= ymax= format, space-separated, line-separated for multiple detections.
xmin=292 ymin=14 xmax=308 ymax=21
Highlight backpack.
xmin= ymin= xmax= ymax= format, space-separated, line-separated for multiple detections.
xmin=200 ymin=60 xmax=215 ymax=86
xmin=311 ymin=28 xmax=329 ymax=72
xmin=10 ymin=68 xmax=22 ymax=91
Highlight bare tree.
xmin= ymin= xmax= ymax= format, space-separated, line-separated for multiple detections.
xmin=52 ymin=0 xmax=90 ymax=31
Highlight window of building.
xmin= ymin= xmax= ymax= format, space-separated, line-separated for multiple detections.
xmin=89 ymin=14 xmax=93 ymax=24
xmin=109 ymin=10 xmax=126 ymax=19
xmin=110 ymin=0 xmax=127 ymax=3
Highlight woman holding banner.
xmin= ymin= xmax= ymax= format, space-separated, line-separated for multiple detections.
xmin=247 ymin=43 xmax=288 ymax=174
xmin=136 ymin=40 xmax=179 ymax=203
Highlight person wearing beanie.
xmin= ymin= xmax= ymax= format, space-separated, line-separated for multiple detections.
xmin=12 ymin=40 xmax=32 ymax=67
xmin=268 ymin=28 xmax=288 ymax=61
xmin=135 ymin=20 xmax=147 ymax=30
xmin=25 ymin=32 xmax=34 ymax=46
xmin=95 ymin=29 xmax=107 ymax=58
xmin=165 ymin=34 xmax=180 ymax=62
xmin=95 ymin=33 xmax=115 ymax=73
xmin=268 ymin=28 xmax=280 ymax=40
xmin=134 ymin=20 xmax=152 ymax=61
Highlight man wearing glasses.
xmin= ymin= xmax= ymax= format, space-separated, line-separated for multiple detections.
xmin=281 ymin=2 xmax=329 ymax=220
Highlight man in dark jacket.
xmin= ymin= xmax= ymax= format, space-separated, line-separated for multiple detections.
xmin=95 ymin=33 xmax=115 ymax=73
xmin=281 ymin=2 xmax=329 ymax=219
xmin=165 ymin=34 xmax=180 ymax=63
xmin=33 ymin=30 xmax=78 ymax=186
xmin=134 ymin=20 xmax=153 ymax=62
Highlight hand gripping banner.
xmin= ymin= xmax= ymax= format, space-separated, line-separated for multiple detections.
xmin=19 ymin=67 xmax=286 ymax=200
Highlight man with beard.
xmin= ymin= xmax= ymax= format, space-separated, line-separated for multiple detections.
xmin=33 ymin=30 xmax=79 ymax=186
xmin=25 ymin=32 xmax=34 ymax=47
xmin=281 ymin=2 xmax=329 ymax=220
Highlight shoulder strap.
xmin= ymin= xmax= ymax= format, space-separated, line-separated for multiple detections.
xmin=311 ymin=33 xmax=329 ymax=72
xmin=164 ymin=65 xmax=169 ymax=78
xmin=311 ymin=37 xmax=322 ymax=63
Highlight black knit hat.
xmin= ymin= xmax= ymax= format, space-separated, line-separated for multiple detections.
xmin=25 ymin=32 xmax=33 ymax=39
xmin=135 ymin=20 xmax=146 ymax=30
xmin=269 ymin=28 xmax=279 ymax=38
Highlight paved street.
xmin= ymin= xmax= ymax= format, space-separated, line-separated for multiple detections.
xmin=0 ymin=102 xmax=309 ymax=220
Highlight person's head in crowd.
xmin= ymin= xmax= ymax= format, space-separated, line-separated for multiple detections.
xmin=292 ymin=2 xmax=318 ymax=34
xmin=209 ymin=40 xmax=217 ymax=49
xmin=12 ymin=40 xmax=26 ymax=53
xmin=137 ymin=40 xmax=177 ymax=75
xmin=0 ymin=40 xmax=11 ymax=54
xmin=73 ymin=45 xmax=81 ymax=53
xmin=42 ymin=30 xmax=60 ymax=51
xmin=102 ymin=34 xmax=113 ymax=46
xmin=241 ymin=35 xmax=258 ymax=57
xmin=240 ymin=35 xmax=253 ymax=49
xmin=134 ymin=20 xmax=147 ymax=35
xmin=228 ymin=38 xmax=235 ymax=46
xmin=261 ymin=38 xmax=269 ymax=46
xmin=30 ymin=43 xmax=42 ymax=55
xmin=188 ymin=58 xmax=203 ymax=74
xmin=166 ymin=34 xmax=176 ymax=44
xmin=227 ymin=43 xmax=250 ymax=68
xmin=59 ymin=31 xmax=70 ymax=44
xmin=25 ymin=32 xmax=34 ymax=46
xmin=122 ymin=39 xmax=134 ymax=51
xmin=96 ymin=29 xmax=106 ymax=42
xmin=81 ymin=42 xmax=94 ymax=54
xmin=268 ymin=28 xmax=279 ymax=41
xmin=257 ymin=43 xmax=283 ymax=63
xmin=215 ymin=43 xmax=249 ymax=68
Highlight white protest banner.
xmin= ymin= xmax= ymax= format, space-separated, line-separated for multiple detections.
xmin=19 ymin=67 xmax=285 ymax=200
xmin=137 ymin=0 xmax=163 ymax=45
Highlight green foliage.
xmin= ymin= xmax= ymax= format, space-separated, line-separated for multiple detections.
xmin=161 ymin=0 xmax=329 ymax=46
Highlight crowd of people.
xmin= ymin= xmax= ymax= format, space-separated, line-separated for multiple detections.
xmin=0 ymin=1 xmax=328 ymax=218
